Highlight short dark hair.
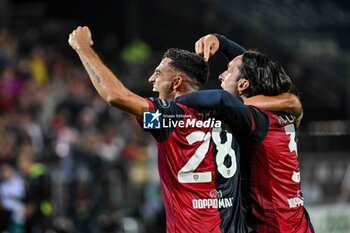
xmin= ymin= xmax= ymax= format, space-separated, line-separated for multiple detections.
xmin=238 ymin=50 xmax=298 ymax=97
xmin=163 ymin=48 xmax=209 ymax=88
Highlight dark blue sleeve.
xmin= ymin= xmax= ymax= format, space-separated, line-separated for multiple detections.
xmin=175 ymin=90 xmax=250 ymax=133
xmin=176 ymin=90 xmax=242 ymax=109
xmin=214 ymin=34 xmax=246 ymax=61
xmin=176 ymin=90 xmax=268 ymax=142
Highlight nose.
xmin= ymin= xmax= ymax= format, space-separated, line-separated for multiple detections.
xmin=148 ymin=74 xmax=155 ymax=84
xmin=218 ymin=71 xmax=227 ymax=82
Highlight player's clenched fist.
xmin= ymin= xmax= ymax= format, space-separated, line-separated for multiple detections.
xmin=195 ymin=34 xmax=219 ymax=62
xmin=68 ymin=26 xmax=94 ymax=51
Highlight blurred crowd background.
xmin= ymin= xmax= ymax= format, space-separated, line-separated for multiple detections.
xmin=0 ymin=0 xmax=349 ymax=233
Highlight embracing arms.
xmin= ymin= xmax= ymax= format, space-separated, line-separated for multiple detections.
xmin=194 ymin=33 xmax=303 ymax=123
xmin=68 ymin=26 xmax=149 ymax=118
xmin=243 ymin=94 xmax=303 ymax=126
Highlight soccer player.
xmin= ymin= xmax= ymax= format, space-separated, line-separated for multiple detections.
xmin=69 ymin=26 xmax=250 ymax=233
xmin=176 ymin=34 xmax=314 ymax=233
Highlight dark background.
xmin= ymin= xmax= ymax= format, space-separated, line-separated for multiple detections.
xmin=1 ymin=0 xmax=349 ymax=232
xmin=8 ymin=0 xmax=350 ymax=121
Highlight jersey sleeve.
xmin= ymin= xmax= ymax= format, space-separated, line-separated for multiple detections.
xmin=175 ymin=90 xmax=268 ymax=141
xmin=214 ymin=34 xmax=247 ymax=61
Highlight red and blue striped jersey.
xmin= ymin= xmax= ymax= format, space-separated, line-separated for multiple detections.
xmin=241 ymin=109 xmax=314 ymax=233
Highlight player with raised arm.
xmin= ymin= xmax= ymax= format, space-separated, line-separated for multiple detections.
xmin=176 ymin=34 xmax=314 ymax=233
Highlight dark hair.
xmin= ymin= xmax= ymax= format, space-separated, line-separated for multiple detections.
xmin=163 ymin=48 xmax=209 ymax=88
xmin=238 ymin=50 xmax=298 ymax=97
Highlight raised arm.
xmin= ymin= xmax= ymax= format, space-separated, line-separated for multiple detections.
xmin=214 ymin=34 xmax=246 ymax=61
xmin=195 ymin=34 xmax=246 ymax=61
xmin=68 ymin=26 xmax=149 ymax=118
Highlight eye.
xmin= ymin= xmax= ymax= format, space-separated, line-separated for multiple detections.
xmin=227 ymin=65 xmax=234 ymax=73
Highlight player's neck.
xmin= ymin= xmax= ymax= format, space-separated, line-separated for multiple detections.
xmin=159 ymin=90 xmax=176 ymax=99
xmin=174 ymin=88 xmax=197 ymax=98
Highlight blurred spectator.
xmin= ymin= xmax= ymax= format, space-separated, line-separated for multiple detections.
xmin=66 ymin=132 xmax=105 ymax=233
xmin=0 ymin=122 xmax=16 ymax=162
xmin=17 ymin=148 xmax=53 ymax=233
xmin=68 ymin=180 xmax=98 ymax=233
xmin=0 ymin=203 xmax=12 ymax=232
xmin=29 ymin=47 xmax=48 ymax=86
xmin=0 ymin=161 xmax=25 ymax=233
xmin=97 ymin=122 xmax=126 ymax=162
xmin=0 ymin=28 xmax=18 ymax=69
xmin=0 ymin=67 xmax=26 ymax=113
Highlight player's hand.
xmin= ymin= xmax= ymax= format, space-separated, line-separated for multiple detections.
xmin=68 ymin=26 xmax=94 ymax=51
xmin=195 ymin=34 xmax=220 ymax=61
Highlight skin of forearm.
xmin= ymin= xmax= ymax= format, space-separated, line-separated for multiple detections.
xmin=76 ymin=46 xmax=125 ymax=102
xmin=243 ymin=93 xmax=303 ymax=118
xmin=75 ymin=46 xmax=146 ymax=117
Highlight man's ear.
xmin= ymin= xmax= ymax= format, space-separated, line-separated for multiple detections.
xmin=173 ymin=75 xmax=183 ymax=90
xmin=238 ymin=79 xmax=250 ymax=93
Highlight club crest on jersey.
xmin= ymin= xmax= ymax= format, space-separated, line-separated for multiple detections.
xmin=157 ymin=98 xmax=171 ymax=108
xmin=210 ymin=190 xmax=223 ymax=198
xmin=143 ymin=110 xmax=162 ymax=129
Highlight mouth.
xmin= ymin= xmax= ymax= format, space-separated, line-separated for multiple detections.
xmin=152 ymin=86 xmax=159 ymax=92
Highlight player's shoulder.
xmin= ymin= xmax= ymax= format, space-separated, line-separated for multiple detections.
xmin=148 ymin=97 xmax=172 ymax=109
xmin=146 ymin=97 xmax=191 ymax=119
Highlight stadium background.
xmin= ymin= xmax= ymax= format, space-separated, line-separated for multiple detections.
xmin=0 ymin=0 xmax=349 ymax=232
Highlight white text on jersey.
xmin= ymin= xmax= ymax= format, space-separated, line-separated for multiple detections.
xmin=192 ymin=197 xmax=234 ymax=209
